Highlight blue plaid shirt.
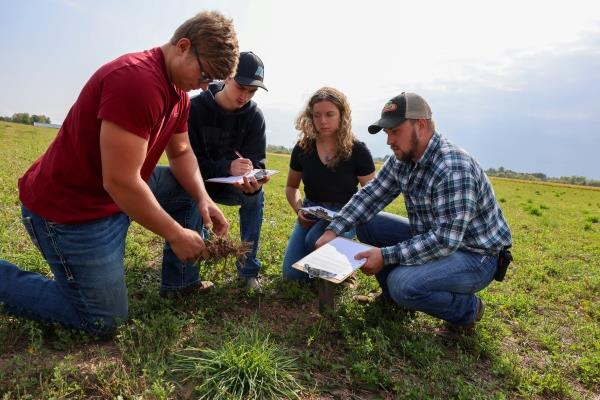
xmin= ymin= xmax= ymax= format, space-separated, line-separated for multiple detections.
xmin=328 ymin=132 xmax=512 ymax=266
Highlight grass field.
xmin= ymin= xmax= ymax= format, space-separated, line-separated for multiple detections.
xmin=0 ymin=121 xmax=599 ymax=399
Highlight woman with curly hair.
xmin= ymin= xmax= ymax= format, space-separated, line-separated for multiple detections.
xmin=282 ymin=87 xmax=376 ymax=282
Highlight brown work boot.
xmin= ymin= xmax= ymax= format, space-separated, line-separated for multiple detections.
xmin=353 ymin=292 xmax=380 ymax=304
xmin=353 ymin=292 xmax=416 ymax=319
xmin=341 ymin=272 xmax=358 ymax=289
xmin=159 ymin=281 xmax=215 ymax=299
xmin=442 ymin=297 xmax=485 ymax=336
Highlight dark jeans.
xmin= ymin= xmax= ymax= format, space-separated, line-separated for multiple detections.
xmin=0 ymin=166 xmax=206 ymax=336
xmin=357 ymin=212 xmax=498 ymax=325
xmin=206 ymin=183 xmax=264 ymax=278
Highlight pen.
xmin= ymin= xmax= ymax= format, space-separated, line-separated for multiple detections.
xmin=234 ymin=150 xmax=243 ymax=159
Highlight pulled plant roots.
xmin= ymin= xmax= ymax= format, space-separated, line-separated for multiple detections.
xmin=204 ymin=234 xmax=252 ymax=265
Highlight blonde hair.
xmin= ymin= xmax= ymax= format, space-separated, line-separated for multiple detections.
xmin=170 ymin=11 xmax=239 ymax=80
xmin=295 ymin=87 xmax=355 ymax=168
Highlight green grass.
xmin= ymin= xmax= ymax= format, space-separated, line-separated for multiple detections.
xmin=171 ymin=322 xmax=302 ymax=399
xmin=1 ymin=121 xmax=599 ymax=399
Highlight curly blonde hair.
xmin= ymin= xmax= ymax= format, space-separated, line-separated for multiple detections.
xmin=295 ymin=87 xmax=355 ymax=168
xmin=170 ymin=11 xmax=239 ymax=80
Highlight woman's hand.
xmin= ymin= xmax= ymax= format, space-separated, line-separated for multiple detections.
xmin=297 ymin=209 xmax=317 ymax=229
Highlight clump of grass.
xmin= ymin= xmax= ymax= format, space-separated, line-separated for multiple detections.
xmin=499 ymin=197 xmax=506 ymax=203
xmin=583 ymin=223 xmax=593 ymax=231
xmin=585 ymin=216 xmax=599 ymax=224
xmin=539 ymin=204 xmax=549 ymax=210
xmin=523 ymin=204 xmax=542 ymax=216
xmin=171 ymin=328 xmax=302 ymax=399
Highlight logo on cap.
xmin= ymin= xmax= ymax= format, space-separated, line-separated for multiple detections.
xmin=255 ymin=66 xmax=264 ymax=79
xmin=382 ymin=102 xmax=397 ymax=114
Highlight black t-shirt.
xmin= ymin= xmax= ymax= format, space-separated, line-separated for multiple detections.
xmin=290 ymin=140 xmax=375 ymax=203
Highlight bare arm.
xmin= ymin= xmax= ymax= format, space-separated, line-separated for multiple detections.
xmin=166 ymin=132 xmax=228 ymax=236
xmin=285 ymin=169 xmax=303 ymax=214
xmin=358 ymin=171 xmax=376 ymax=187
xmin=285 ymin=168 xmax=317 ymax=228
xmin=100 ymin=120 xmax=207 ymax=262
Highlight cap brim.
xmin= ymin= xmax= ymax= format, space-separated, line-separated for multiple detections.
xmin=234 ymin=77 xmax=268 ymax=91
xmin=367 ymin=117 xmax=406 ymax=134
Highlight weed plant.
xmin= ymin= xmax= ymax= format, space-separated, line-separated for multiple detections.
xmin=171 ymin=326 xmax=302 ymax=399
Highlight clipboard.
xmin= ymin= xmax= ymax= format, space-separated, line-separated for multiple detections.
xmin=206 ymin=169 xmax=279 ymax=184
xmin=291 ymin=237 xmax=373 ymax=283
xmin=300 ymin=206 xmax=337 ymax=221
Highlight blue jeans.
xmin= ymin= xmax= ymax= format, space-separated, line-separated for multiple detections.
xmin=0 ymin=166 xmax=206 ymax=336
xmin=282 ymin=200 xmax=354 ymax=282
xmin=356 ymin=212 xmax=498 ymax=325
xmin=206 ymin=183 xmax=264 ymax=278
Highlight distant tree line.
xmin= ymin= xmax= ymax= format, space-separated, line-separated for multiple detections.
xmin=487 ymin=166 xmax=600 ymax=188
xmin=266 ymin=144 xmax=292 ymax=154
xmin=0 ymin=113 xmax=51 ymax=125
xmin=266 ymin=145 xmax=389 ymax=163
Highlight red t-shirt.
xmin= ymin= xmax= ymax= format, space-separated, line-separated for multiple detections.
xmin=19 ymin=47 xmax=190 ymax=223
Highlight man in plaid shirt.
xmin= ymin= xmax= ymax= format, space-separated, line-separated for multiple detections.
xmin=316 ymin=92 xmax=512 ymax=332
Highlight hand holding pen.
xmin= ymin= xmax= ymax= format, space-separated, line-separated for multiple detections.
xmin=230 ymin=150 xmax=254 ymax=176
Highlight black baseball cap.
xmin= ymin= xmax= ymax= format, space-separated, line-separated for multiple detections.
xmin=234 ymin=51 xmax=267 ymax=91
xmin=368 ymin=92 xmax=431 ymax=134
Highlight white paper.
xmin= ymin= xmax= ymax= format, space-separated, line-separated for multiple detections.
xmin=293 ymin=237 xmax=372 ymax=282
xmin=300 ymin=206 xmax=338 ymax=221
xmin=206 ymin=169 xmax=279 ymax=184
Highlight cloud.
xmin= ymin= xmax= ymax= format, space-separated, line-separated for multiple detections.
xmin=264 ymin=27 xmax=600 ymax=179
xmin=424 ymin=29 xmax=600 ymax=179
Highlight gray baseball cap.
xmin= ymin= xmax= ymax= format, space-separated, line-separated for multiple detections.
xmin=368 ymin=92 xmax=432 ymax=134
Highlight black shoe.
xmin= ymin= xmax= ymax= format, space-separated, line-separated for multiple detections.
xmin=159 ymin=281 xmax=215 ymax=299
xmin=442 ymin=297 xmax=485 ymax=336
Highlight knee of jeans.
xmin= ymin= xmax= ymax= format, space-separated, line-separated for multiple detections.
xmin=387 ymin=272 xmax=424 ymax=305
xmin=356 ymin=223 xmax=370 ymax=244
xmin=81 ymin=310 xmax=127 ymax=337
xmin=80 ymin=288 xmax=128 ymax=336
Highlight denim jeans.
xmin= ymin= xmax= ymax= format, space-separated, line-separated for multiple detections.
xmin=0 ymin=166 xmax=206 ymax=335
xmin=206 ymin=183 xmax=264 ymax=278
xmin=356 ymin=212 xmax=498 ymax=325
xmin=282 ymin=199 xmax=354 ymax=282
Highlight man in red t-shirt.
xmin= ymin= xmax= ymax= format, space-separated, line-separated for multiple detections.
xmin=0 ymin=11 xmax=239 ymax=337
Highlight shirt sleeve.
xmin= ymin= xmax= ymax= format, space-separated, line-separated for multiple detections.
xmin=380 ymin=170 xmax=479 ymax=265
xmin=289 ymin=144 xmax=303 ymax=172
xmin=328 ymin=156 xmax=401 ymax=234
xmin=98 ymin=68 xmax=165 ymax=139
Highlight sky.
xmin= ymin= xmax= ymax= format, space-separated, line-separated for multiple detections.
xmin=2 ymin=0 xmax=600 ymax=179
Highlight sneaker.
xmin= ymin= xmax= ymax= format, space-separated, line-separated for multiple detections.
xmin=443 ymin=297 xmax=485 ymax=336
xmin=475 ymin=297 xmax=485 ymax=322
xmin=240 ymin=276 xmax=262 ymax=292
xmin=159 ymin=281 xmax=215 ymax=299
xmin=341 ymin=272 xmax=358 ymax=289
